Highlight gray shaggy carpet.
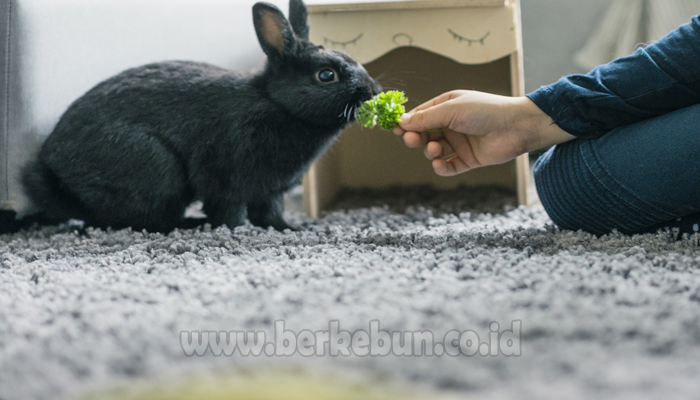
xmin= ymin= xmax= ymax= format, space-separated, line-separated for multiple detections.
xmin=2 ymin=186 xmax=700 ymax=400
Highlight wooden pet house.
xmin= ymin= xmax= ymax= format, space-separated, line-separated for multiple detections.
xmin=302 ymin=0 xmax=529 ymax=216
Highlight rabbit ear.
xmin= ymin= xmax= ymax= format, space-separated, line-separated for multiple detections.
xmin=253 ymin=2 xmax=296 ymax=59
xmin=288 ymin=0 xmax=309 ymax=41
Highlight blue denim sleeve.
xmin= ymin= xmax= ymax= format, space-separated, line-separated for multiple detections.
xmin=526 ymin=15 xmax=700 ymax=139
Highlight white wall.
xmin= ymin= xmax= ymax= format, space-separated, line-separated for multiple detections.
xmin=520 ymin=0 xmax=610 ymax=93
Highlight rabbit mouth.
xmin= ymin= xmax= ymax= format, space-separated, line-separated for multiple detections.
xmin=340 ymin=81 xmax=380 ymax=125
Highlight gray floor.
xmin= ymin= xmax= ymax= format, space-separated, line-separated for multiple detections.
xmin=2 ymin=186 xmax=700 ymax=400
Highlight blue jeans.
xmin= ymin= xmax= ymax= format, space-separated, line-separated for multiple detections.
xmin=534 ymin=103 xmax=700 ymax=235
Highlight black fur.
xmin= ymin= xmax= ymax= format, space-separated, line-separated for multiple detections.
xmin=20 ymin=0 xmax=380 ymax=233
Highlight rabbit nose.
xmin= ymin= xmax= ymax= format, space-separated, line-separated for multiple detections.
xmin=357 ymin=78 xmax=381 ymax=101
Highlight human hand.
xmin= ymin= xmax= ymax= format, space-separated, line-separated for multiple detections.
xmin=392 ymin=90 xmax=575 ymax=176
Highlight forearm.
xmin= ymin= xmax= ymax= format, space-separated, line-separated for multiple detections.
xmin=528 ymin=15 xmax=700 ymax=139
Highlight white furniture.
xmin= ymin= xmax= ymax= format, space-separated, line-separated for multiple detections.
xmin=302 ymin=0 xmax=529 ymax=217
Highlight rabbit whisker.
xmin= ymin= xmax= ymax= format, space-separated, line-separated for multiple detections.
xmin=349 ymin=104 xmax=357 ymax=122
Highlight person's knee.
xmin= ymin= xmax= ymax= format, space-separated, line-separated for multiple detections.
xmin=533 ymin=142 xmax=611 ymax=235
xmin=533 ymin=140 xmax=693 ymax=236
xmin=533 ymin=145 xmax=578 ymax=232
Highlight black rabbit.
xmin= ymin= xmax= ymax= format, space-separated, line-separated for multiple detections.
xmin=21 ymin=0 xmax=380 ymax=233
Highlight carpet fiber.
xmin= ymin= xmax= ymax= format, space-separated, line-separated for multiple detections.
xmin=2 ymin=187 xmax=700 ymax=400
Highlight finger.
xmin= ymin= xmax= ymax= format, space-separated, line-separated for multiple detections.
xmin=400 ymin=113 xmax=447 ymax=135
xmin=426 ymin=139 xmax=456 ymax=160
xmin=403 ymin=131 xmax=425 ymax=148
xmin=408 ymin=90 xmax=464 ymax=114
xmin=392 ymin=125 xmax=405 ymax=136
xmin=425 ymin=140 xmax=456 ymax=160
xmin=404 ymin=130 xmax=447 ymax=148
xmin=424 ymin=141 xmax=443 ymax=159
xmin=399 ymin=91 xmax=465 ymax=133
xmin=437 ymin=139 xmax=456 ymax=159
xmin=432 ymin=156 xmax=471 ymax=176
xmin=399 ymin=102 xmax=454 ymax=133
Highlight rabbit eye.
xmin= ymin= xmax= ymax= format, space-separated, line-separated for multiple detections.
xmin=316 ymin=68 xmax=338 ymax=83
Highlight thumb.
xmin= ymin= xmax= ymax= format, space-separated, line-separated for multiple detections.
xmin=398 ymin=106 xmax=447 ymax=133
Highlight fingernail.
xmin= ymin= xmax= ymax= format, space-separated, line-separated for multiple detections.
xmin=400 ymin=114 xmax=410 ymax=124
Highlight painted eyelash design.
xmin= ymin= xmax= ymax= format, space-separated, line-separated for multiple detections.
xmin=323 ymin=34 xmax=363 ymax=48
xmin=448 ymin=29 xmax=491 ymax=46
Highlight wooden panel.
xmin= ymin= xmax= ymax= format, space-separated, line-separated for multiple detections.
xmin=335 ymin=48 xmax=516 ymax=191
xmin=306 ymin=0 xmax=507 ymax=13
xmin=308 ymin=2 xmax=518 ymax=64
xmin=303 ymin=144 xmax=342 ymax=218
xmin=508 ymin=0 xmax=530 ymax=206
xmin=303 ymin=0 xmax=528 ymax=214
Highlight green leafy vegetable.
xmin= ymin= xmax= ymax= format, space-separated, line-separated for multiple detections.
xmin=356 ymin=90 xmax=408 ymax=130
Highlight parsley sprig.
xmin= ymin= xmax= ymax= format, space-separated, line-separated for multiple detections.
xmin=356 ymin=90 xmax=408 ymax=130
